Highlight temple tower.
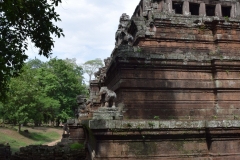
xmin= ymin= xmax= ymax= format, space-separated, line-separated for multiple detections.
xmin=83 ymin=0 xmax=240 ymax=159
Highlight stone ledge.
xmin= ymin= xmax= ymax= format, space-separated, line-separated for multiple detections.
xmin=82 ymin=120 xmax=240 ymax=129
xmin=114 ymin=51 xmax=240 ymax=62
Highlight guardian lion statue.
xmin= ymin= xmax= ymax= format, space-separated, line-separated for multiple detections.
xmin=99 ymin=87 xmax=117 ymax=108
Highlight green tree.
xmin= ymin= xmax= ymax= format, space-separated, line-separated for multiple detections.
xmin=82 ymin=58 xmax=103 ymax=82
xmin=42 ymin=58 xmax=86 ymax=125
xmin=27 ymin=58 xmax=44 ymax=69
xmin=1 ymin=58 xmax=87 ymax=129
xmin=0 ymin=0 xmax=64 ymax=101
xmin=4 ymin=64 xmax=60 ymax=131
xmin=0 ymin=102 xmax=3 ymax=123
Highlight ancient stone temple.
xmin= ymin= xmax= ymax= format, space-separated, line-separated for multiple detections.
xmin=76 ymin=0 xmax=240 ymax=159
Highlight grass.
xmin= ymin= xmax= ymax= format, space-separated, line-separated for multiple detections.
xmin=20 ymin=130 xmax=60 ymax=144
xmin=0 ymin=126 xmax=62 ymax=153
xmin=0 ymin=133 xmax=27 ymax=153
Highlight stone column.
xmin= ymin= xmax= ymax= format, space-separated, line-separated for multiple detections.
xmin=158 ymin=0 xmax=164 ymax=12
xmin=215 ymin=4 xmax=222 ymax=17
xmin=166 ymin=0 xmax=172 ymax=13
xmin=183 ymin=0 xmax=190 ymax=16
xmin=199 ymin=3 xmax=206 ymax=16
xmin=231 ymin=4 xmax=236 ymax=18
xmin=236 ymin=2 xmax=240 ymax=17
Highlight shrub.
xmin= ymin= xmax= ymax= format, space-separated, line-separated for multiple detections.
xmin=70 ymin=142 xmax=84 ymax=150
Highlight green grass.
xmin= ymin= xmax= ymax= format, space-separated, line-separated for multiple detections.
xmin=20 ymin=131 xmax=60 ymax=144
xmin=0 ymin=126 xmax=62 ymax=153
xmin=0 ymin=133 xmax=27 ymax=153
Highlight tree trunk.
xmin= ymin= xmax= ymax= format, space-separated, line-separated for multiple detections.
xmin=18 ymin=124 xmax=21 ymax=132
xmin=56 ymin=119 xmax=60 ymax=127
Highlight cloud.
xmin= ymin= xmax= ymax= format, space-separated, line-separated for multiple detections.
xmin=27 ymin=0 xmax=140 ymax=65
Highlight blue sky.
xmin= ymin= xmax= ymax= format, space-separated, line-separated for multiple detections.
xmin=26 ymin=0 xmax=140 ymax=65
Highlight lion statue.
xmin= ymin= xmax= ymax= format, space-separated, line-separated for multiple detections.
xmin=99 ymin=87 xmax=117 ymax=108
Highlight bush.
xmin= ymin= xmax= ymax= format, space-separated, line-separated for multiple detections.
xmin=70 ymin=142 xmax=84 ymax=150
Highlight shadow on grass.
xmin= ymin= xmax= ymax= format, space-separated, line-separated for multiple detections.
xmin=19 ymin=131 xmax=54 ymax=143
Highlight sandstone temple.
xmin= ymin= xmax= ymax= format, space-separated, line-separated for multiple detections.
xmin=66 ymin=0 xmax=240 ymax=159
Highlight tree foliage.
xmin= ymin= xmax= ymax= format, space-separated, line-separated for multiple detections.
xmin=1 ymin=58 xmax=86 ymax=129
xmin=0 ymin=0 xmax=64 ymax=101
xmin=82 ymin=58 xmax=103 ymax=82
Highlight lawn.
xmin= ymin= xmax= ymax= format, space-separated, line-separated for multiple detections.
xmin=0 ymin=126 xmax=62 ymax=153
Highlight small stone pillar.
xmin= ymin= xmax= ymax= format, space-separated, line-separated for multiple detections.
xmin=89 ymin=80 xmax=101 ymax=104
xmin=215 ymin=4 xmax=222 ymax=17
xmin=231 ymin=4 xmax=236 ymax=18
xmin=199 ymin=3 xmax=206 ymax=16
xmin=183 ymin=0 xmax=190 ymax=16
xmin=158 ymin=0 xmax=164 ymax=11
xmin=166 ymin=0 xmax=172 ymax=13
xmin=236 ymin=2 xmax=240 ymax=17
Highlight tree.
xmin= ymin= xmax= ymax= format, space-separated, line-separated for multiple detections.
xmin=1 ymin=58 xmax=87 ymax=129
xmin=0 ymin=0 xmax=64 ymax=101
xmin=4 ymin=64 xmax=60 ymax=131
xmin=43 ymin=58 xmax=87 ymax=125
xmin=0 ymin=102 xmax=3 ymax=123
xmin=82 ymin=58 xmax=104 ymax=82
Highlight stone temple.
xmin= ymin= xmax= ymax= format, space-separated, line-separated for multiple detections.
xmin=66 ymin=0 xmax=240 ymax=159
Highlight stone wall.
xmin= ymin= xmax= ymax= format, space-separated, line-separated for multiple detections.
xmin=82 ymin=119 xmax=240 ymax=160
xmin=105 ymin=50 xmax=240 ymax=120
xmin=11 ymin=145 xmax=86 ymax=160
xmin=0 ymin=144 xmax=11 ymax=160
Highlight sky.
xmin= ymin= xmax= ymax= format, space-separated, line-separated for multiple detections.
xmin=27 ymin=0 xmax=140 ymax=65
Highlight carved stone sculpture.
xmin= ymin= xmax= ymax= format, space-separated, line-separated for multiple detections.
xmin=152 ymin=2 xmax=158 ymax=9
xmin=99 ymin=87 xmax=117 ymax=108
xmin=143 ymin=0 xmax=151 ymax=11
xmin=146 ymin=21 xmax=157 ymax=36
xmin=104 ymin=57 xmax=112 ymax=67
xmin=115 ymin=13 xmax=133 ymax=47
xmin=76 ymin=95 xmax=89 ymax=119
xmin=62 ymin=123 xmax=69 ymax=135
xmin=94 ymin=57 xmax=112 ymax=82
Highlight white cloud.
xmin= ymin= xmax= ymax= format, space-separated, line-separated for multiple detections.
xmin=27 ymin=0 xmax=140 ymax=65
